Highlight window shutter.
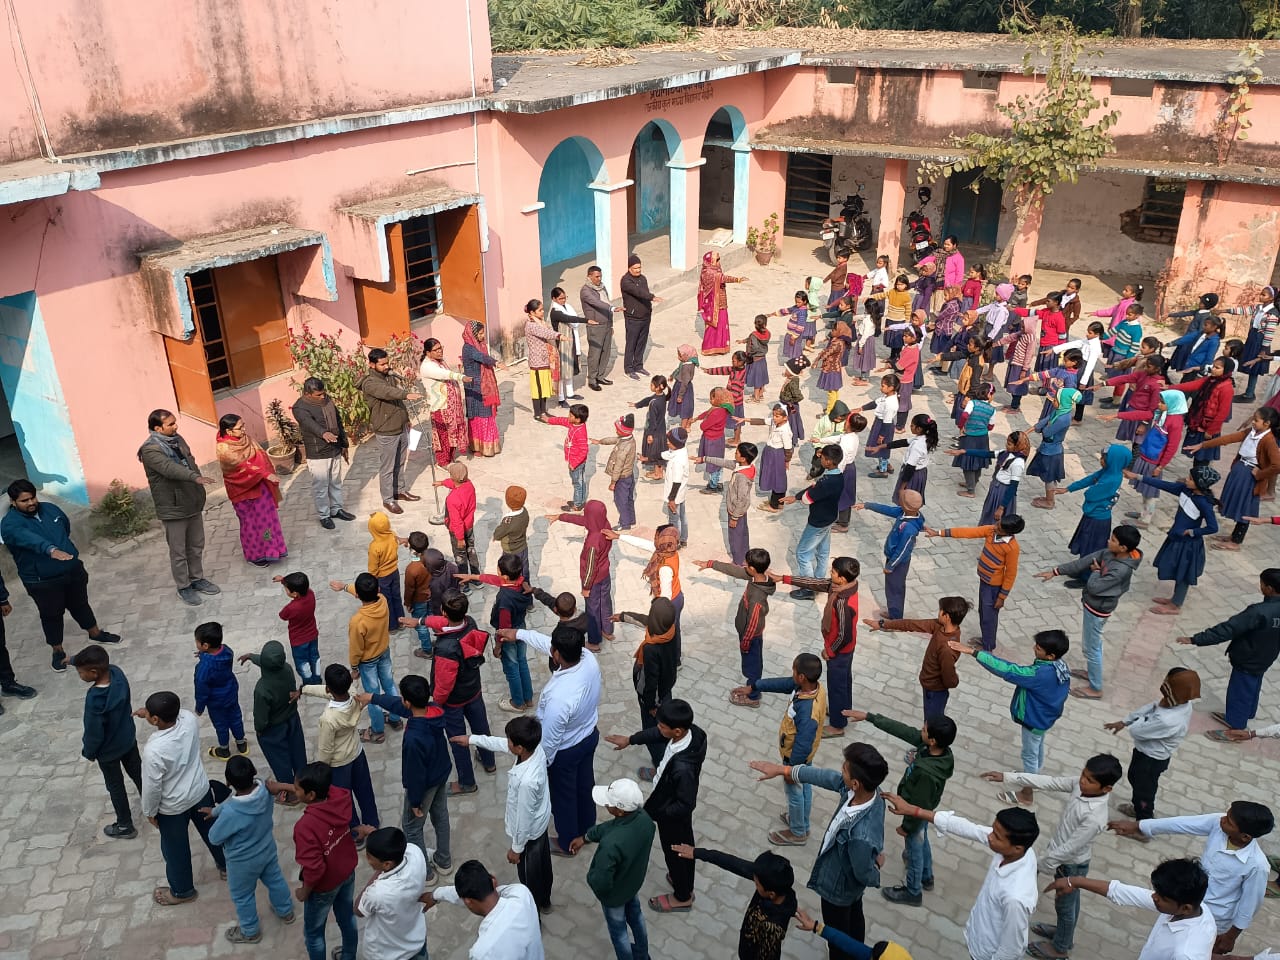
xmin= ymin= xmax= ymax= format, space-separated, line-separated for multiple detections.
xmin=354 ymin=221 xmax=411 ymax=347
xmin=164 ymin=332 xmax=217 ymax=424
xmin=213 ymin=257 xmax=290 ymax=386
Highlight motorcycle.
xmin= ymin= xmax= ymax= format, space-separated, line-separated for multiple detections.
xmin=905 ymin=186 xmax=936 ymax=262
xmin=821 ymin=184 xmax=873 ymax=264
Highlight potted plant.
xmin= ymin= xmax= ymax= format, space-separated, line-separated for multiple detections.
xmin=264 ymin=399 xmax=302 ymax=476
xmin=746 ymin=212 xmax=780 ymax=265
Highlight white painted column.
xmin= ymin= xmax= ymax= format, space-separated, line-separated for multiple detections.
xmin=666 ymin=157 xmax=706 ymax=272
xmin=587 ymin=179 xmax=632 ymax=295
xmin=731 ymin=143 xmax=751 ymax=245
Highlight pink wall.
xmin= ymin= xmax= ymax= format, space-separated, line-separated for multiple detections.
xmin=1167 ymin=180 xmax=1280 ymax=309
xmin=0 ymin=0 xmax=492 ymax=162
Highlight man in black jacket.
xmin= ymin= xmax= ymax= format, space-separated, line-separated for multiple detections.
xmin=1180 ymin=567 xmax=1280 ymax=731
xmin=293 ymin=378 xmax=354 ymax=530
xmin=605 ymin=698 xmax=706 ymax=912
xmin=619 ymin=255 xmax=662 ymax=380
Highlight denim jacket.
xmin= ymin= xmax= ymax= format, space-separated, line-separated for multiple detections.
xmin=792 ymin=764 xmax=884 ymax=905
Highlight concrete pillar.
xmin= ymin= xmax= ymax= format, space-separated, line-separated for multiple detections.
xmin=667 ymin=157 xmax=706 ymax=272
xmin=878 ymin=159 xmax=908 ymax=273
xmin=731 ymin=143 xmax=751 ymax=245
xmin=589 ymin=178 xmax=633 ymax=297
xmin=1009 ymin=202 xmax=1043 ymax=280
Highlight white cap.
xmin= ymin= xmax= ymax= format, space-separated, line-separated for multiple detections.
xmin=591 ymin=778 xmax=644 ymax=812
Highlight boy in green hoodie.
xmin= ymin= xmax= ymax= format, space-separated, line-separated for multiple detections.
xmin=237 ymin=640 xmax=308 ymax=800
xmin=843 ymin=708 xmax=956 ymax=907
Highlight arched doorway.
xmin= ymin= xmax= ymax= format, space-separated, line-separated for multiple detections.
xmin=699 ymin=106 xmax=749 ymax=245
xmin=538 ymin=136 xmax=610 ymax=295
xmin=626 ymin=120 xmax=684 ymax=271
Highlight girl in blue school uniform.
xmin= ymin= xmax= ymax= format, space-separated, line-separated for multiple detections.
xmin=883 ymin=413 xmax=939 ymax=507
xmin=862 ymin=373 xmax=901 ymax=478
xmin=978 ymin=431 xmax=1030 ymax=524
xmin=950 ymin=381 xmax=997 ymax=498
xmin=1026 ymin=387 xmax=1080 ymax=510
xmin=1167 ymin=291 xmax=1218 ymax=373
xmin=1122 ymin=462 xmax=1219 ymax=615
xmin=1186 ymin=406 xmax=1280 ymax=552
xmin=742 ymin=314 xmax=771 ymax=403
xmin=778 ymin=356 xmax=809 ymax=444
xmin=1055 ymin=442 xmax=1133 ymax=567
xmin=774 ymin=291 xmax=811 ymax=361
xmin=756 ymin=403 xmax=795 ymax=513
xmin=669 ymin=345 xmax=698 ymax=422
xmin=1224 ymin=285 xmax=1279 ymax=401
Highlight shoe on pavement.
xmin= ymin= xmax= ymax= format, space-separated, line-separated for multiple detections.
xmin=589 ymin=382 xmax=602 ymax=391
xmin=235 ymin=739 xmax=250 ymax=755
xmin=637 ymin=367 xmax=650 ymax=376
xmin=598 ymin=378 xmax=614 ymax=386
xmin=921 ymin=876 xmax=934 ymax=891
xmin=881 ymin=885 xmax=922 ymax=906
xmin=395 ymin=491 xmax=422 ymax=502
xmin=499 ymin=697 xmax=528 ymax=713
xmin=177 ymin=587 xmax=203 ymax=606
xmin=383 ymin=500 xmax=404 ymax=514
xmin=332 ymin=509 xmax=356 ymax=522
xmin=1118 ymin=803 xmax=1137 ymax=818
xmin=208 ymin=745 xmax=232 ymax=761
xmin=1 ymin=681 xmax=37 ymax=699
xmin=94 ymin=631 xmax=123 ymax=644
xmin=320 ymin=517 xmax=336 ymax=530
xmin=767 ymin=829 xmax=809 ymax=846
xmin=433 ymin=859 xmax=455 ymax=877
xmin=190 ymin=579 xmax=222 ymax=596
xmin=789 ymin=588 xmax=816 ymax=600
xmin=51 ymin=650 xmax=68 ymax=673
xmin=225 ymin=926 xmax=262 ymax=944
xmin=103 ymin=822 xmax=137 ymax=840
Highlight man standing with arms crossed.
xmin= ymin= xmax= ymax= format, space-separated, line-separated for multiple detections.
xmin=580 ymin=265 xmax=622 ymax=392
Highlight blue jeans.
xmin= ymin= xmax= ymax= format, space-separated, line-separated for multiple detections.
xmin=358 ymin=651 xmax=397 ymax=734
xmin=922 ymin=687 xmax=949 ymax=721
xmin=784 ymin=779 xmax=812 ymax=837
xmin=1051 ymin=862 xmax=1090 ymax=952
xmin=331 ymin=752 xmax=379 ymax=833
xmin=227 ymin=847 xmax=294 ymax=936
xmin=1080 ymin=608 xmax=1106 ymax=691
xmin=570 ymin=464 xmax=587 ymax=506
xmin=602 ymin=897 xmax=649 ymax=960
xmin=740 ymin=635 xmax=763 ymax=697
xmin=258 ymin=713 xmax=308 ymax=785
xmin=410 ymin=601 xmax=433 ymax=654
xmin=303 ymin=871 xmax=357 ymax=960
xmin=1225 ymin=669 xmax=1265 ymax=729
xmin=501 ymin=638 xmax=534 ymax=706
xmin=795 ymin=522 xmax=831 ymax=579
xmin=443 ymin=697 xmax=494 ymax=787
xmin=1021 ymin=726 xmax=1046 ymax=774
xmin=376 ymin=572 xmax=405 ymax=631
xmin=903 ymin=824 xmax=934 ymax=896
xmin=290 ymin=640 xmax=320 ymax=683
xmin=155 ymin=788 xmax=226 ymax=899
xmin=977 ymin=580 xmax=1001 ymax=651
xmin=664 ymin=500 xmax=687 ymax=541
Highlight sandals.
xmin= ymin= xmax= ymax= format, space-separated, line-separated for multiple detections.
xmin=1149 ymin=605 xmax=1181 ymax=616
xmin=1069 ymin=687 xmax=1103 ymax=700
xmin=729 ymin=690 xmax=761 ymax=708
xmin=225 ymin=926 xmax=263 ymax=944
xmin=996 ymin=790 xmax=1033 ymax=807
xmin=449 ymin=782 xmax=478 ymax=795
xmin=1204 ymin=729 xmax=1240 ymax=742
xmin=359 ymin=729 xmax=386 ymax=744
xmin=1026 ymin=943 xmax=1068 ymax=959
xmin=648 ymin=894 xmax=694 ymax=913
xmin=768 ymin=829 xmax=809 ymax=846
xmin=153 ymin=887 xmax=197 ymax=906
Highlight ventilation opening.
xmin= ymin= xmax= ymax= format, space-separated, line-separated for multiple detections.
xmin=962 ymin=70 xmax=1001 ymax=91
xmin=1110 ymin=77 xmax=1155 ymax=98
xmin=826 ymin=66 xmax=857 ymax=85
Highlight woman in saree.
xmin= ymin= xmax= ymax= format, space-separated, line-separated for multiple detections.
xmin=216 ymin=414 xmax=286 ymax=566
xmin=698 ymin=250 xmax=746 ymax=355
xmin=419 ymin=337 xmax=471 ymax=467
xmin=461 ymin=320 xmax=504 ymax=457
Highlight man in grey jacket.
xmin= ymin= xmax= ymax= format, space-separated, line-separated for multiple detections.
xmin=292 ymin=378 xmax=354 ymax=530
xmin=357 ymin=348 xmax=422 ymax=515
xmin=138 ymin=410 xmax=219 ymax=606
xmin=580 ymin=265 xmax=621 ymax=392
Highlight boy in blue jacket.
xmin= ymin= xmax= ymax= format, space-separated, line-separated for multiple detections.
xmin=856 ymin=489 xmax=925 ymax=619
xmin=193 ymin=622 xmax=246 ymax=760
xmin=1169 ymin=314 xmax=1222 ymax=382
xmin=72 ymin=644 xmax=140 ymax=839
xmin=201 ymin=756 xmax=294 ymax=943
xmin=951 ymin=629 xmax=1071 ymax=807
xmin=355 ymin=673 xmax=453 ymax=883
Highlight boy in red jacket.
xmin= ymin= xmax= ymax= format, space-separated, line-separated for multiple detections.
xmin=436 ymin=462 xmax=479 ymax=578
xmin=545 ymin=403 xmax=591 ymax=511
xmin=274 ymin=572 xmax=321 ymax=685
xmin=268 ymin=762 xmax=359 ymax=960
xmin=547 ymin=500 xmax=614 ymax=649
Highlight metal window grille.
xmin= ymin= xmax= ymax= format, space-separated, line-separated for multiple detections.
xmin=186 ymin=270 xmax=231 ymax=390
xmin=403 ymin=215 xmax=442 ymax=322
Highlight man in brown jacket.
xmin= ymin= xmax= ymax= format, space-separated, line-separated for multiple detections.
xmin=137 ymin=409 xmax=219 ymax=606
xmin=861 ymin=595 xmax=968 ymax=720
xmin=357 ymin=349 xmax=422 ymax=515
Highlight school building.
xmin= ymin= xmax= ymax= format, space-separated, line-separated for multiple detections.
xmin=1 ymin=0 xmax=1277 ymax=504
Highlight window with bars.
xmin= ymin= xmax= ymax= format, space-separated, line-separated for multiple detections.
xmin=187 ymin=271 xmax=231 ymax=390
xmin=1135 ymin=177 xmax=1184 ymax=244
xmin=403 ymin=216 xmax=442 ymax=322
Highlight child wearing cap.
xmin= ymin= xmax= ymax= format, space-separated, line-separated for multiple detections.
xmin=595 ymin=415 xmax=638 ymax=530
xmin=492 ymin=486 xmax=532 ymax=581
xmin=858 ymin=490 xmax=925 ymax=620
xmin=570 ymin=778 xmax=656 ymax=960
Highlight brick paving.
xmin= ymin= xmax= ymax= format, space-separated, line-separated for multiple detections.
xmin=1 ymin=241 xmax=1277 ymax=959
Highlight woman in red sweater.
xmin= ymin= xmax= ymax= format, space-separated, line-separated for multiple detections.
xmin=1172 ymin=356 xmax=1236 ymax=467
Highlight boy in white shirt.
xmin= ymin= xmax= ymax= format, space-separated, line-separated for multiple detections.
xmin=883 ymin=793 xmax=1039 ymax=960
xmin=425 ymin=859 xmax=545 ymax=960
xmin=661 ymin=428 xmax=691 ymax=546
xmin=980 ymin=753 xmax=1122 ymax=959
xmin=1104 ymin=666 xmax=1200 ymax=821
xmin=1109 ymin=801 xmax=1274 ymax=955
xmin=451 ymin=716 xmax=553 ymax=912
xmin=1044 ymin=857 xmax=1215 ymax=960
xmin=357 ymin=827 xmax=428 ymax=960
xmin=1051 ymin=321 xmax=1104 ymax=420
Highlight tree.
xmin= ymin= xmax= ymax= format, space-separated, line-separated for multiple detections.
xmin=917 ymin=19 xmax=1119 ymax=272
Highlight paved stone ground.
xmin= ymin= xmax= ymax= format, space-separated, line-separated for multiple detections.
xmin=1 ymin=241 xmax=1278 ymax=960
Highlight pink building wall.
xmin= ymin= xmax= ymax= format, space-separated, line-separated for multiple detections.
xmin=0 ymin=0 xmax=492 ymax=162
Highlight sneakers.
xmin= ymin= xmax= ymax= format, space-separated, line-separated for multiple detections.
xmin=499 ymin=697 xmax=529 ymax=713
xmin=235 ymin=739 xmax=250 ymax=755
xmin=789 ymin=588 xmax=816 ymax=600
xmin=94 ymin=631 xmax=123 ymax=644
xmin=0 ymin=681 xmax=37 ymax=699
xmin=881 ymin=885 xmax=922 ymax=906
xmin=225 ymin=926 xmax=262 ymax=944
xmin=190 ymin=579 xmax=221 ymax=596
xmin=103 ymin=822 xmax=137 ymax=840
xmin=51 ymin=649 xmax=68 ymax=673
xmin=208 ymin=745 xmax=232 ymax=761
xmin=177 ymin=587 xmax=203 ymax=606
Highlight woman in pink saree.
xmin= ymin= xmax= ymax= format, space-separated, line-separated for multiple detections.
xmin=697 ymin=251 xmax=746 ymax=355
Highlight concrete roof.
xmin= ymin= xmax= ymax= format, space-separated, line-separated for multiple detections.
xmin=489 ymin=48 xmax=802 ymax=113
xmin=0 ymin=157 xmax=100 ymax=206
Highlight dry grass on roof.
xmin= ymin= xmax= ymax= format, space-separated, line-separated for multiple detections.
xmin=518 ymin=26 xmax=1280 ymax=58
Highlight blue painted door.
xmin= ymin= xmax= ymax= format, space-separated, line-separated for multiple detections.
xmin=0 ymin=293 xmax=89 ymax=504
xmin=943 ymin=169 xmax=1002 ymax=249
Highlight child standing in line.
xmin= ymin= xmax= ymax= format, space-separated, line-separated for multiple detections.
xmin=203 ymin=755 xmax=295 ymax=943
xmin=881 ymin=413 xmax=939 ymax=507
xmin=1099 ymin=354 xmax=1167 ymax=443
xmin=1010 ymin=274 xmax=1032 ymax=308
xmin=862 ymin=373 xmax=901 ymax=478
xmin=843 ymin=709 xmax=957 ymax=908
xmin=860 ymin=596 xmax=967 ymax=719
xmin=1035 ymin=524 xmax=1143 ymax=699
xmin=669 ymin=845 xmax=796 ymax=960
xmin=696 ymin=548 xmax=775 ymax=707
xmin=355 ymin=674 xmax=452 ymax=880
xmin=743 ymin=315 xmax=772 ymax=403
xmin=330 ymin=572 xmax=401 ymax=742
xmin=547 ymin=499 xmax=615 ymax=648
xmin=72 ymin=644 xmax=142 ymax=839
xmin=816 ymin=322 xmax=850 ymax=413
xmin=452 ymin=716 xmax=554 ymax=912
xmin=545 ymin=403 xmax=591 ymax=512
xmin=275 ymin=572 xmax=321 ymax=685
xmin=849 ymin=308 xmax=878 ymax=386
xmin=696 ymin=441 xmax=758 ymax=564
xmin=1124 ymin=462 xmax=1219 ymax=615
xmin=691 ymin=387 xmax=739 ymax=493
xmin=1188 ymin=406 xmax=1279 ymax=550
xmin=459 ymin=552 xmax=535 ymax=713
xmin=493 ymin=486 xmax=532 ymax=580
xmin=637 ymin=375 xmax=671 ymax=481
xmin=732 ymin=653 xmax=825 ymax=846
xmin=702 ymin=352 xmax=751 ymax=446
xmin=355 ymin=827 xmax=430 ymax=960
xmin=1101 ymin=334 xmax=1162 ymax=410
xmin=953 ymin=630 xmax=1071 ymax=807
xmin=776 ymin=292 xmax=811 ymax=361
xmin=823 ymin=255 xmax=849 ymax=307
xmin=858 ymin=491 xmax=925 ymax=621
xmin=193 ymin=621 xmax=247 ymax=761
xmin=1091 ymin=281 xmax=1141 ymax=345
xmin=757 ymin=404 xmax=795 ymax=513
xmin=981 ymin=754 xmax=1122 ymax=960
xmin=926 ymin=515 xmax=1024 ymax=651
xmin=893 ymin=325 xmax=923 ymax=430
xmin=780 ymin=357 xmax=809 ymax=442
xmin=833 ymin=412 xmax=867 ymax=533
xmin=594 ymin=414 xmax=638 ymax=531
xmin=366 ymin=512 xmax=404 ymax=631
xmin=1121 ymin=388 xmax=1188 ymax=528
xmin=1106 ymin=301 xmax=1146 ymax=369
xmin=1176 ymin=356 xmax=1238 ymax=468
xmin=669 ymin=347 xmax=698 ymax=422
xmin=403 ymin=533 xmax=435 ymax=660
xmin=236 ymin=640 xmax=308 ymax=792
xmin=1104 ymin=667 xmax=1200 ymax=821
xmin=950 ymin=381 xmax=997 ymax=498
xmin=437 ymin=462 xmax=480 ymax=575
xmin=1026 ymin=388 xmax=1081 ymax=510
xmin=1051 ymin=321 xmax=1105 ymax=421
xmin=975 ymin=283 xmax=1014 ymax=373
xmin=299 ymin=664 xmax=380 ymax=842
xmin=1000 ymin=312 xmax=1040 ymax=412
xmin=976 ymin=433 xmax=1030 ymax=524
xmin=415 ymin=549 xmax=458 ymax=661
xmin=962 ymin=264 xmax=985 ymax=313
xmin=1169 ymin=312 xmax=1223 ymax=380
xmin=663 ymin=428 xmax=692 ymax=546
xmin=1053 ymin=443 xmax=1133 ymax=565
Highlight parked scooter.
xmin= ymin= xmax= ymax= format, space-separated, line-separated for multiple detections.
xmin=821 ymin=183 xmax=873 ymax=264
xmin=905 ymin=186 xmax=935 ymax=262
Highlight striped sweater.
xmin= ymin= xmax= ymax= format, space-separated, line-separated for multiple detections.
xmin=939 ymin=525 xmax=1020 ymax=604
xmin=703 ymin=364 xmax=748 ymax=407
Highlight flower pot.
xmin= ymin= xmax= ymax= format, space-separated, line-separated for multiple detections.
xmin=755 ymin=249 xmax=774 ymax=266
xmin=266 ymin=446 xmax=297 ymax=476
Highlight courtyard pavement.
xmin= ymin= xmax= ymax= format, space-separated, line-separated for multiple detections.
xmin=0 ymin=238 xmax=1276 ymax=960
